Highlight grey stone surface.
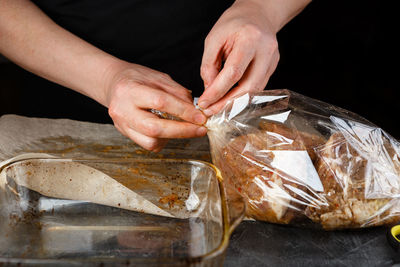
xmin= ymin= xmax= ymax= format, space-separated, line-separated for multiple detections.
xmin=224 ymin=221 xmax=396 ymax=267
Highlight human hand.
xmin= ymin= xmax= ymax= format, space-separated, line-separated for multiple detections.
xmin=198 ymin=0 xmax=280 ymax=116
xmin=105 ymin=63 xmax=207 ymax=152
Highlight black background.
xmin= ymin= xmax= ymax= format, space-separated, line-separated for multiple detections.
xmin=0 ymin=0 xmax=399 ymax=139
xmin=1 ymin=2 xmax=399 ymax=266
xmin=269 ymin=0 xmax=399 ymax=139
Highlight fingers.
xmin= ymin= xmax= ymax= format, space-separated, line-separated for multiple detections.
xmin=115 ymin=123 xmax=168 ymax=152
xmin=198 ymin=40 xmax=255 ymax=109
xmin=134 ymin=85 xmax=206 ymax=125
xmin=109 ymin=93 xmax=166 ymax=152
xmin=130 ymin=109 xmax=207 ymax=139
xmin=108 ymin=83 xmax=207 ymax=152
xmin=202 ymin=49 xmax=280 ymax=116
xmin=108 ymin=64 xmax=205 ymax=152
xmin=200 ymin=35 xmax=223 ymax=89
xmin=116 ymin=107 xmax=206 ymax=142
xmin=112 ymin=107 xmax=206 ymax=152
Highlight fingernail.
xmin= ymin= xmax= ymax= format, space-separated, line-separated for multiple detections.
xmin=193 ymin=113 xmax=206 ymax=125
xmin=198 ymin=101 xmax=210 ymax=109
xmin=203 ymin=108 xmax=214 ymax=117
xmin=196 ymin=127 xmax=207 ymax=136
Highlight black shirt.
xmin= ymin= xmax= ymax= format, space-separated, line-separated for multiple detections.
xmin=13 ymin=1 xmax=399 ymax=139
xmin=22 ymin=0 xmax=233 ymax=122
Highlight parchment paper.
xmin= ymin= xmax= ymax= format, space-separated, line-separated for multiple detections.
xmin=0 ymin=114 xmax=211 ymax=218
xmin=0 ymin=153 xmax=172 ymax=217
xmin=0 ymin=114 xmax=211 ymax=161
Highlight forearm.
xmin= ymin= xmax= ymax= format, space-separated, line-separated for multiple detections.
xmin=235 ymin=0 xmax=311 ymax=33
xmin=0 ymin=0 xmax=126 ymax=106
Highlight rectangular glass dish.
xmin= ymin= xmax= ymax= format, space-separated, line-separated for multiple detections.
xmin=0 ymin=157 xmax=245 ymax=266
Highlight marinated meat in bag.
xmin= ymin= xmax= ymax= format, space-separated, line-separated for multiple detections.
xmin=207 ymin=90 xmax=400 ymax=229
xmin=214 ymin=122 xmax=326 ymax=224
xmin=306 ymin=131 xmax=400 ymax=229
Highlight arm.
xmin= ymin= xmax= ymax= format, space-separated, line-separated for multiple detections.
xmin=198 ymin=0 xmax=311 ymax=115
xmin=0 ymin=0 xmax=207 ymax=152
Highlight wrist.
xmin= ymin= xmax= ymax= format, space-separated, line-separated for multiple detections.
xmin=234 ymin=0 xmax=310 ymax=33
xmin=233 ymin=0 xmax=281 ymax=33
xmin=100 ymin=59 xmax=132 ymax=107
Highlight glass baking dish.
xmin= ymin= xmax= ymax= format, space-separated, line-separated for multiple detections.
xmin=0 ymin=157 xmax=245 ymax=266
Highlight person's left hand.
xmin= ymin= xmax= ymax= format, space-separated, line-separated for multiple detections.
xmin=198 ymin=0 xmax=280 ymax=116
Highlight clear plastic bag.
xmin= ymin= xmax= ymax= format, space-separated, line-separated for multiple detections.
xmin=206 ymin=89 xmax=400 ymax=230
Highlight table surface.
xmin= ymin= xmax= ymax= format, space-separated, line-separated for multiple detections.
xmin=224 ymin=221 xmax=396 ymax=267
xmin=1 ymin=115 xmax=398 ymax=267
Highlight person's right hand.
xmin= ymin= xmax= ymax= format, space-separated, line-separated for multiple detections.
xmin=105 ymin=63 xmax=207 ymax=152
